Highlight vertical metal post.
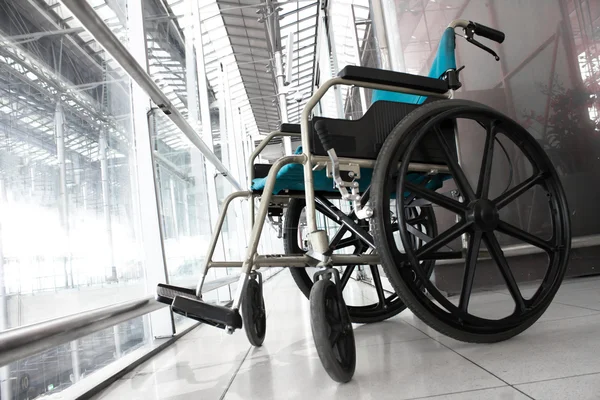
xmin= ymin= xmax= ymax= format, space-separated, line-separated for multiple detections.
xmin=275 ymin=51 xmax=293 ymax=154
xmin=350 ymin=5 xmax=368 ymax=114
xmin=182 ymin=185 xmax=191 ymax=236
xmin=113 ymin=325 xmax=122 ymax=358
xmin=127 ymin=0 xmax=174 ymax=338
xmin=0 ymin=179 xmax=11 ymax=400
xmin=70 ymin=340 xmax=81 ymax=382
xmin=219 ymin=64 xmax=230 ymax=168
xmin=192 ymin=2 xmax=228 ymax=298
xmin=322 ymin=9 xmax=345 ymax=118
xmin=369 ymin=0 xmax=406 ymax=72
xmin=381 ymin=0 xmax=405 ymax=71
xmin=223 ymin=64 xmax=240 ymax=184
xmin=55 ymin=102 xmax=72 ymax=288
xmin=99 ymin=131 xmax=116 ymax=278
xmin=169 ymin=178 xmax=179 ymax=236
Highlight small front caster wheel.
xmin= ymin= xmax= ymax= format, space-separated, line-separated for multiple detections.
xmin=310 ymin=279 xmax=356 ymax=383
xmin=242 ymin=274 xmax=266 ymax=346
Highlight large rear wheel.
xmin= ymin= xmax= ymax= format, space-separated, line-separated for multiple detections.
xmin=372 ymin=99 xmax=571 ymax=343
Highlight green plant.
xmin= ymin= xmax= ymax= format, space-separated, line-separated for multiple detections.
xmin=522 ymin=77 xmax=600 ymax=173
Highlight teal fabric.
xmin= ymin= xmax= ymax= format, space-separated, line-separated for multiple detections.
xmin=251 ymin=148 xmax=448 ymax=195
xmin=371 ymin=28 xmax=457 ymax=105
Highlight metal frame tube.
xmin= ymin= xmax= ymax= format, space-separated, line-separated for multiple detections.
xmin=231 ymin=155 xmax=305 ymax=310
xmin=209 ymin=254 xmax=382 ymax=268
xmin=247 ymin=131 xmax=302 ymax=187
xmin=59 ymin=0 xmax=241 ymax=190
xmin=195 ymin=190 xmax=251 ymax=296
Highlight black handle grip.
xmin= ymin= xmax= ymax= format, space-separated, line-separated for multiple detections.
xmin=471 ymin=22 xmax=505 ymax=43
xmin=314 ymin=120 xmax=333 ymax=152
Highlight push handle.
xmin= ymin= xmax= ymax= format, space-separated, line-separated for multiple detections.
xmin=470 ymin=22 xmax=505 ymax=43
xmin=314 ymin=120 xmax=333 ymax=152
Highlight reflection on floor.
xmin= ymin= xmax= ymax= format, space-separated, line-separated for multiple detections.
xmin=94 ymin=273 xmax=600 ymax=400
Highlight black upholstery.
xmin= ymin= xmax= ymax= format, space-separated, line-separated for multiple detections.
xmin=281 ymin=123 xmax=301 ymax=133
xmin=310 ymin=100 xmax=456 ymax=165
xmin=253 ymin=163 xmax=272 ymax=179
xmin=338 ymin=65 xmax=449 ymax=94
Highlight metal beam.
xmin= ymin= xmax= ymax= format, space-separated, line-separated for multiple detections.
xmin=60 ymin=0 xmax=241 ymax=190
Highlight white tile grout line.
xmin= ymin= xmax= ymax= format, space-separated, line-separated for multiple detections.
xmin=219 ymin=345 xmax=253 ymax=400
xmin=218 ymin=269 xmax=288 ymax=400
xmin=400 ymin=320 xmax=537 ymax=400
xmin=403 ymin=385 xmax=514 ymax=400
xmin=510 ymin=370 xmax=600 ymax=388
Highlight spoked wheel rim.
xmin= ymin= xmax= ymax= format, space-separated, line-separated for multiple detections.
xmin=285 ymin=198 xmax=435 ymax=323
xmin=374 ymin=100 xmax=570 ymax=339
xmin=324 ymin=284 xmax=354 ymax=366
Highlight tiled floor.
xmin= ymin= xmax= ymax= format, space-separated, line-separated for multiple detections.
xmin=94 ymin=273 xmax=600 ymax=400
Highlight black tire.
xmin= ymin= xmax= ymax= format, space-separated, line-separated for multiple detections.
xmin=310 ymin=278 xmax=356 ymax=383
xmin=242 ymin=277 xmax=266 ymax=346
xmin=372 ymin=99 xmax=571 ymax=343
xmin=284 ymin=198 xmax=436 ymax=323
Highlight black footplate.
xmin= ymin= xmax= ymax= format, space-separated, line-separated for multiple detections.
xmin=156 ymin=283 xmax=242 ymax=329
xmin=156 ymin=283 xmax=198 ymax=305
xmin=171 ymin=296 xmax=242 ymax=329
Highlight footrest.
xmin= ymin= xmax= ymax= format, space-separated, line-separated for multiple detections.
xmin=156 ymin=283 xmax=197 ymax=306
xmin=171 ymin=296 xmax=243 ymax=330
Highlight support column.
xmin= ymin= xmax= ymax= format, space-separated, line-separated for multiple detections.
xmin=275 ymin=51 xmax=293 ymax=154
xmin=0 ymin=179 xmax=11 ymax=400
xmin=55 ymin=103 xmax=72 ymax=288
xmin=99 ymin=131 xmax=116 ymax=281
xmin=113 ymin=325 xmax=122 ymax=358
xmin=191 ymin=1 xmax=229 ymax=301
xmin=350 ymin=5 xmax=368 ymax=114
xmin=369 ymin=0 xmax=405 ymax=72
xmin=222 ymin=66 xmax=247 ymax=257
xmin=127 ymin=0 xmax=174 ymax=338
xmin=70 ymin=340 xmax=81 ymax=383
xmin=322 ymin=9 xmax=344 ymax=118
xmin=219 ymin=64 xmax=230 ymax=168
xmin=169 ymin=178 xmax=179 ymax=236
xmin=381 ymin=0 xmax=405 ymax=71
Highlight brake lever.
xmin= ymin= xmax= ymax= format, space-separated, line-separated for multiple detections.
xmin=464 ymin=26 xmax=500 ymax=61
xmin=467 ymin=37 xmax=500 ymax=61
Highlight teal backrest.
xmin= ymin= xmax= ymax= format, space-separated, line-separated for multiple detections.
xmin=370 ymin=27 xmax=457 ymax=105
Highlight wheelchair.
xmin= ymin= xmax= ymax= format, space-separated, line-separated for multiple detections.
xmin=156 ymin=19 xmax=571 ymax=383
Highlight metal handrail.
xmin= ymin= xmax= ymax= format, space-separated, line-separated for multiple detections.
xmin=0 ymin=272 xmax=245 ymax=368
xmin=0 ymin=296 xmax=162 ymax=367
xmin=59 ymin=0 xmax=241 ymax=191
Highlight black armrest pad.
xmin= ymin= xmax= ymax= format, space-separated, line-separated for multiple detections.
xmin=281 ymin=123 xmax=301 ymax=133
xmin=338 ymin=65 xmax=449 ymax=94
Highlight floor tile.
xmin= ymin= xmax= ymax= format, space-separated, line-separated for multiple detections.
xmin=223 ymin=338 xmax=503 ymax=400
xmin=516 ymin=373 xmax=600 ymax=400
xmin=95 ymin=273 xmax=600 ymax=400
xmin=93 ymin=361 xmax=238 ymax=400
xmin=436 ymin=313 xmax=600 ymax=385
xmin=553 ymin=287 xmax=600 ymax=311
xmin=409 ymin=386 xmax=530 ymax=400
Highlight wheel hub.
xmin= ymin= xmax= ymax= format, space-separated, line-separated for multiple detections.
xmin=469 ymin=199 xmax=499 ymax=231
